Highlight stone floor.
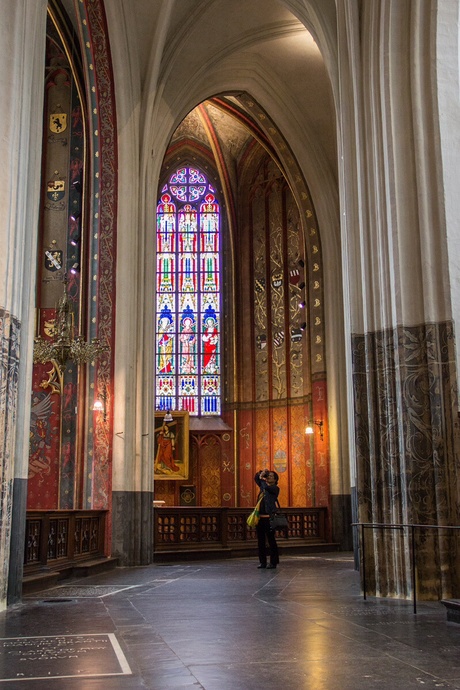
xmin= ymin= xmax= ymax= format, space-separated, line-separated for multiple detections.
xmin=1 ymin=552 xmax=459 ymax=689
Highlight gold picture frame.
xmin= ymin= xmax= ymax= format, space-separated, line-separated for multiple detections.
xmin=154 ymin=411 xmax=189 ymax=480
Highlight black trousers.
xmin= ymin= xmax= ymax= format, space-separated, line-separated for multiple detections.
xmin=256 ymin=517 xmax=279 ymax=566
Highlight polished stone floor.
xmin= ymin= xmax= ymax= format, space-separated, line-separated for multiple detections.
xmin=1 ymin=553 xmax=460 ymax=689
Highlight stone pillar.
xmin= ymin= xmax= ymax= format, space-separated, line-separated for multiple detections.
xmin=103 ymin=1 xmax=154 ymax=565
xmin=0 ymin=1 xmax=48 ymax=607
xmin=338 ymin=0 xmax=460 ymax=599
xmin=436 ymin=0 xmax=460 ymax=379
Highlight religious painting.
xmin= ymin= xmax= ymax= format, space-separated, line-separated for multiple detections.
xmin=154 ymin=411 xmax=189 ymax=480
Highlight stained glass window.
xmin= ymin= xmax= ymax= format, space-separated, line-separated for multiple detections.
xmin=156 ymin=167 xmax=221 ymax=415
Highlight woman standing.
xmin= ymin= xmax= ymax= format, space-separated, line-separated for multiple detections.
xmin=254 ymin=469 xmax=280 ymax=569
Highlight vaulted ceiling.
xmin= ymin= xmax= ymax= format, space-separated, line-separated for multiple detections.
xmin=61 ymin=0 xmax=338 ymax=188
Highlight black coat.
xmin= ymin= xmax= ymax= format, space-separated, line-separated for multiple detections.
xmin=254 ymin=472 xmax=280 ymax=515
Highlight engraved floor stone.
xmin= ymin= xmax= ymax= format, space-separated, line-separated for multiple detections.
xmin=26 ymin=585 xmax=137 ymax=599
xmin=0 ymin=634 xmax=131 ymax=682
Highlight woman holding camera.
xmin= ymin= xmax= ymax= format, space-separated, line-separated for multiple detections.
xmin=254 ymin=469 xmax=280 ymax=569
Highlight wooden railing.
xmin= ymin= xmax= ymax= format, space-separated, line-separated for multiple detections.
xmin=24 ymin=510 xmax=107 ymax=574
xmin=24 ymin=507 xmax=329 ymax=574
xmin=154 ymin=507 xmax=328 ymax=552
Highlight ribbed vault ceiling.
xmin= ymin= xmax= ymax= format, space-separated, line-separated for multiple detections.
xmin=133 ymin=0 xmax=337 ymax=176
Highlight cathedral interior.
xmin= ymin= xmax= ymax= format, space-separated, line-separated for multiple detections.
xmin=1 ymin=0 xmax=460 ymax=634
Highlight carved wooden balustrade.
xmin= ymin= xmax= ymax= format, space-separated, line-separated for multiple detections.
xmin=24 ymin=507 xmax=330 ymax=576
xmin=154 ymin=507 xmax=329 ymax=557
xmin=24 ymin=510 xmax=107 ymax=575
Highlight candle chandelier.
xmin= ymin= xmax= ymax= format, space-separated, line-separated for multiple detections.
xmin=33 ymin=281 xmax=108 ymax=374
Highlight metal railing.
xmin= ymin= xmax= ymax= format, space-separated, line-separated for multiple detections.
xmin=352 ymin=522 xmax=460 ymax=613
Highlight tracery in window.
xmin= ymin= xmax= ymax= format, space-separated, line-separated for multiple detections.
xmin=156 ymin=167 xmax=221 ymax=415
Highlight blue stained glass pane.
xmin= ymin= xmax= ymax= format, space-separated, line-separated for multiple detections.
xmin=170 ymin=168 xmax=187 ymax=184
xmin=157 ymin=393 xmax=175 ymax=411
xmin=201 ymin=394 xmax=220 ymax=415
xmin=189 ymin=168 xmax=206 ymax=184
xmin=188 ymin=185 xmax=206 ymax=201
xmin=170 ymin=185 xmax=187 ymax=201
xmin=179 ymin=375 xmax=197 ymax=395
xmin=179 ymin=257 xmax=196 ymax=293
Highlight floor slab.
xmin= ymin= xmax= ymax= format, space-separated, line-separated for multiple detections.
xmin=0 ymin=554 xmax=458 ymax=689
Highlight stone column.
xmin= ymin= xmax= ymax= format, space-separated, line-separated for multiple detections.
xmin=436 ymin=0 xmax=460 ymax=378
xmin=103 ymin=1 xmax=155 ymax=565
xmin=339 ymin=0 xmax=460 ymax=599
xmin=0 ymin=0 xmax=48 ymax=607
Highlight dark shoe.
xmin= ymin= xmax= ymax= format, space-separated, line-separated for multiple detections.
xmin=266 ymin=564 xmax=277 ymax=569
xmin=257 ymin=564 xmax=266 ymax=569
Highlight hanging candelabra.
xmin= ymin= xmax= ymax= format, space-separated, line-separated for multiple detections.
xmin=33 ymin=281 xmax=109 ymax=378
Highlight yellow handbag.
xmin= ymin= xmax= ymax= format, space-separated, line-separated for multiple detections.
xmin=246 ymin=493 xmax=264 ymax=528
